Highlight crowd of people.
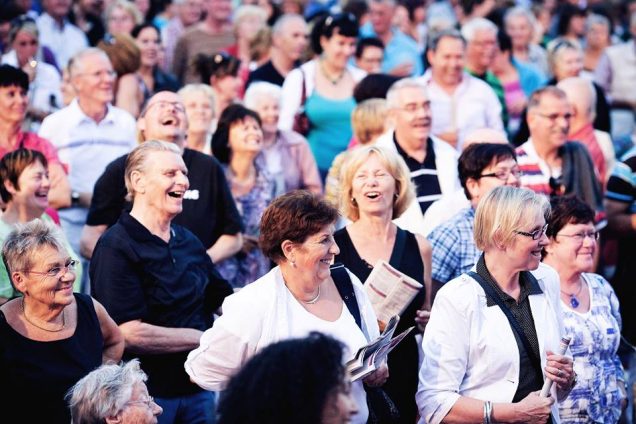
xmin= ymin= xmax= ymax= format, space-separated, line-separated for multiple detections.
xmin=0 ymin=0 xmax=635 ymax=422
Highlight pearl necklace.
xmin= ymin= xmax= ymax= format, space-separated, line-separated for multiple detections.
xmin=21 ymin=298 xmax=65 ymax=332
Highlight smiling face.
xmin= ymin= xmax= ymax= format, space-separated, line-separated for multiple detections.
xmin=553 ymin=47 xmax=583 ymax=80
xmin=466 ymin=157 xmax=520 ymax=206
xmin=251 ymin=95 xmax=279 ymax=134
xmin=356 ymin=45 xmax=383 ymax=74
xmin=528 ymin=93 xmax=571 ymax=151
xmin=369 ymin=1 xmax=394 ymax=36
xmin=139 ymin=92 xmax=188 ymax=145
xmin=178 ymin=0 xmax=203 ymax=26
xmin=391 ymin=86 xmax=432 ymax=145
xmin=228 ymin=116 xmax=263 ymax=156
xmin=116 ymin=382 xmax=163 ymax=424
xmin=350 ymin=153 xmax=396 ymax=219
xmin=13 ymin=30 xmax=39 ymax=67
xmin=292 ymin=224 xmax=340 ymax=285
xmin=8 ymin=159 xmax=50 ymax=213
xmin=428 ymin=36 xmax=465 ymax=86
xmin=72 ymin=52 xmax=115 ymax=107
xmin=320 ymin=32 xmax=357 ymax=70
xmin=135 ymin=26 xmax=161 ymax=68
xmin=545 ymin=221 xmax=596 ymax=274
xmin=505 ymin=211 xmax=548 ymax=272
xmin=466 ymin=28 xmax=497 ymax=73
xmin=0 ymin=84 xmax=28 ymax=126
xmin=132 ymin=150 xmax=189 ymax=219
xmin=181 ymin=90 xmax=214 ymax=135
xmin=505 ymin=14 xmax=533 ymax=48
xmin=107 ymin=5 xmax=136 ymax=35
xmin=15 ymin=245 xmax=75 ymax=307
xmin=275 ymin=18 xmax=309 ymax=62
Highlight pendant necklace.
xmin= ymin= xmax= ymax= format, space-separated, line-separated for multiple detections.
xmin=561 ymin=280 xmax=584 ymax=308
xmin=320 ymin=60 xmax=345 ymax=85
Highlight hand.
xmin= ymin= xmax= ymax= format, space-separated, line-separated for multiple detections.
xmin=363 ymin=363 xmax=388 ymax=387
xmin=241 ymin=235 xmax=259 ymax=254
xmin=544 ymin=351 xmax=574 ymax=391
xmin=414 ymin=308 xmax=431 ymax=333
xmin=388 ymin=62 xmax=414 ymax=77
xmin=514 ymin=390 xmax=554 ymax=424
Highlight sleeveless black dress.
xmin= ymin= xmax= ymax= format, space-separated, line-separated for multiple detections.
xmin=0 ymin=293 xmax=104 ymax=423
xmin=334 ymin=227 xmax=425 ymax=424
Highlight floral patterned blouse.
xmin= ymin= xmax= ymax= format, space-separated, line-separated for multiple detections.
xmin=558 ymin=273 xmax=626 ymax=424
xmin=216 ymin=163 xmax=275 ymax=289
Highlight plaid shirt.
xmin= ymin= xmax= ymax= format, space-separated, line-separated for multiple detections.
xmin=428 ymin=207 xmax=480 ymax=284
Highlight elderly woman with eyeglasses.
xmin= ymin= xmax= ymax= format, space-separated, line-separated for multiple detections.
xmin=418 ymin=186 xmax=574 ymax=424
xmin=542 ymin=195 xmax=626 ymax=423
xmin=0 ymin=219 xmax=123 ymax=423
xmin=68 ymin=359 xmax=163 ymax=424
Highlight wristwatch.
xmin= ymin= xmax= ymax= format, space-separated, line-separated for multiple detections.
xmin=71 ymin=191 xmax=81 ymax=206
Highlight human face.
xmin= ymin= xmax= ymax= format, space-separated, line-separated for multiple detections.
xmin=134 ymin=0 xmax=150 ymax=17
xmin=0 ymin=84 xmax=28 ymax=125
xmin=466 ymin=29 xmax=497 ymax=73
xmin=42 ymin=0 xmax=72 ymax=20
xmin=505 ymin=15 xmax=533 ymax=48
xmin=228 ymin=116 xmax=263 ymax=156
xmin=369 ymin=1 xmax=394 ymax=36
xmin=427 ymin=36 xmax=465 ymax=86
xmin=586 ymin=23 xmax=610 ymax=49
xmin=468 ymin=157 xmax=520 ymax=206
xmin=206 ymin=0 xmax=232 ymax=23
xmin=13 ymin=30 xmax=38 ymax=67
xmin=135 ymin=27 xmax=161 ymax=68
xmin=135 ymin=151 xmax=189 ymax=218
xmin=236 ymin=14 xmax=266 ymax=42
xmin=528 ymin=94 xmax=571 ymax=150
xmin=178 ymin=0 xmax=203 ymax=26
xmin=72 ymin=52 xmax=116 ymax=106
xmin=546 ymin=221 xmax=596 ymax=274
xmin=139 ymin=92 xmax=188 ymax=144
xmin=356 ymin=45 xmax=383 ymax=74
xmin=108 ymin=6 xmax=136 ymax=35
xmin=553 ymin=48 xmax=583 ymax=80
xmin=117 ymin=382 xmax=163 ymax=424
xmin=18 ymin=246 xmax=75 ymax=307
xmin=293 ymin=224 xmax=340 ymax=284
xmin=181 ymin=90 xmax=214 ymax=135
xmin=252 ymin=95 xmax=279 ymax=133
xmin=322 ymin=376 xmax=358 ymax=424
xmin=568 ymin=15 xmax=586 ymax=38
xmin=391 ymin=87 xmax=432 ymax=143
xmin=351 ymin=153 xmax=396 ymax=218
xmin=320 ymin=33 xmax=357 ymax=70
xmin=213 ymin=74 xmax=242 ymax=103
xmin=11 ymin=159 xmax=50 ymax=213
xmin=506 ymin=212 xmax=548 ymax=272
xmin=276 ymin=19 xmax=309 ymax=62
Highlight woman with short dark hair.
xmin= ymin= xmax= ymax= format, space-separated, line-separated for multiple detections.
xmin=186 ymin=190 xmax=388 ymax=424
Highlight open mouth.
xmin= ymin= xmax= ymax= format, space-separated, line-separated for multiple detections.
xmin=365 ymin=191 xmax=380 ymax=199
xmin=168 ymin=191 xmax=184 ymax=198
xmin=35 ymin=190 xmax=48 ymax=199
xmin=530 ymin=249 xmax=542 ymax=258
xmin=161 ymin=116 xmax=177 ymax=126
xmin=320 ymin=258 xmax=332 ymax=265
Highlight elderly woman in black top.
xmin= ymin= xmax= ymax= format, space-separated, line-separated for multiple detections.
xmin=90 ymin=140 xmax=233 ymax=424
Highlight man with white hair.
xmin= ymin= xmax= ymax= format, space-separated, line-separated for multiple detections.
xmin=39 ymin=48 xmax=136 ymax=256
xmin=558 ymin=76 xmax=614 ymax=185
xmin=462 ymin=18 xmax=508 ymax=127
xmin=359 ymin=0 xmax=422 ymax=76
xmin=375 ymin=78 xmax=460 ymax=235
xmin=421 ymin=29 xmax=503 ymax=149
xmin=247 ymin=14 xmax=309 ymax=87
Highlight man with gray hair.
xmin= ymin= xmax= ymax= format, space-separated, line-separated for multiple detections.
xmin=359 ymin=0 xmax=422 ymax=76
xmin=247 ymin=14 xmax=309 ymax=87
xmin=558 ymin=76 xmax=614 ymax=185
xmin=68 ymin=359 xmax=163 ymax=423
xmin=38 ymin=48 xmax=136 ymax=260
xmin=375 ymin=77 xmax=460 ymax=235
xmin=421 ymin=29 xmax=503 ymax=149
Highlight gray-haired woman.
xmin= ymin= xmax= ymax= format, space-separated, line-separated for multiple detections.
xmin=0 ymin=219 xmax=124 ymax=423
xmin=68 ymin=359 xmax=163 ymax=424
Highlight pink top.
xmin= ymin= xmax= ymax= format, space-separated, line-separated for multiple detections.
xmin=0 ymin=131 xmax=63 ymax=169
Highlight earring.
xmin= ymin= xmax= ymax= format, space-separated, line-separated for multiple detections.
xmin=290 ymin=257 xmax=296 ymax=268
xmin=351 ymin=197 xmax=357 ymax=205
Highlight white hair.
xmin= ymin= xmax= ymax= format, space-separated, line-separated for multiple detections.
xmin=504 ymin=6 xmax=538 ymax=30
xmin=272 ymin=14 xmax=306 ymax=37
xmin=557 ymin=77 xmax=596 ymax=121
xmin=244 ymin=81 xmax=282 ymax=109
xmin=461 ymin=18 xmax=498 ymax=42
xmin=386 ymin=78 xmax=427 ymax=108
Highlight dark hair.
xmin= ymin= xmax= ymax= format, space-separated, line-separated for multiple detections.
xmin=0 ymin=148 xmax=48 ymax=203
xmin=497 ymin=28 xmax=512 ymax=55
xmin=342 ymin=0 xmax=368 ymax=26
xmin=557 ymin=4 xmax=587 ymax=36
xmin=427 ymin=28 xmax=465 ymax=52
xmin=400 ymin=0 xmax=423 ymax=22
xmin=192 ymin=52 xmax=241 ymax=84
xmin=131 ymin=22 xmax=160 ymax=41
xmin=97 ymin=33 xmax=141 ymax=76
xmin=310 ymin=13 xmax=359 ymax=54
xmin=217 ymin=332 xmax=346 ymax=424
xmin=355 ymin=37 xmax=384 ymax=59
xmin=546 ymin=195 xmax=594 ymax=238
xmin=458 ymin=143 xmax=516 ymax=199
xmin=259 ymin=191 xmax=339 ymax=263
xmin=0 ymin=64 xmax=29 ymax=91
xmin=211 ymin=104 xmax=262 ymax=164
xmin=353 ymin=73 xmax=402 ymax=103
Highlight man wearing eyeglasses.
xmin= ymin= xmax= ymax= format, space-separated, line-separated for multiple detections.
xmin=516 ymin=86 xmax=604 ymax=222
xmin=427 ymin=143 xmax=520 ymax=301
xmin=38 ymin=48 xmax=136 ymax=269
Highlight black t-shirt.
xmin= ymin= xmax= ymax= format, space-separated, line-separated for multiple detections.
xmin=90 ymin=212 xmax=233 ymax=397
xmin=246 ymin=60 xmax=286 ymax=87
xmin=86 ymin=148 xmax=243 ymax=249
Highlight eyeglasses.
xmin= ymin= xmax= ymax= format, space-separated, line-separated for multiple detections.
xmin=76 ymin=69 xmax=117 ymax=80
xmin=127 ymin=396 xmax=155 ymax=408
xmin=142 ymin=100 xmax=186 ymax=115
xmin=557 ymin=231 xmax=599 ymax=242
xmin=20 ymin=259 xmax=77 ymax=278
xmin=535 ymin=112 xmax=573 ymax=123
xmin=479 ymin=168 xmax=522 ymax=181
xmin=514 ymin=224 xmax=548 ymax=240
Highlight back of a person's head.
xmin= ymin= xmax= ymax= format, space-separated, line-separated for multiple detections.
xmin=217 ymin=332 xmax=345 ymax=424
xmin=353 ymin=73 xmax=402 ymax=103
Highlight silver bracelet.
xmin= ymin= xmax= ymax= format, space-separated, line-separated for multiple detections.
xmin=483 ymin=401 xmax=492 ymax=424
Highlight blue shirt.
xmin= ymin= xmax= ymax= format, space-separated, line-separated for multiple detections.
xmin=360 ymin=23 xmax=423 ymax=76
xmin=427 ymin=207 xmax=480 ymax=283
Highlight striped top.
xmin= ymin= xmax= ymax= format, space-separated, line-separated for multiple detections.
xmin=516 ymin=139 xmax=561 ymax=196
xmin=393 ymin=134 xmax=442 ymax=214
